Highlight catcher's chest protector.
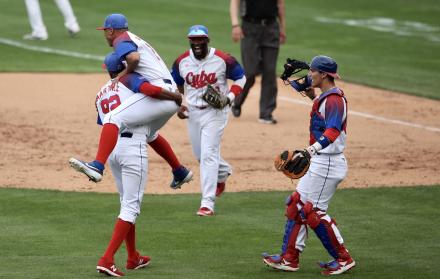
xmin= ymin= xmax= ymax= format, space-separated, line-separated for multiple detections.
xmin=310 ymin=88 xmax=346 ymax=139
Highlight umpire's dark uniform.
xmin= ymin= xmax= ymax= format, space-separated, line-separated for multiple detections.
xmin=234 ymin=0 xmax=280 ymax=123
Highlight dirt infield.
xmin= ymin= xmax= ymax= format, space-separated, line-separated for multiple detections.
xmin=0 ymin=73 xmax=439 ymax=194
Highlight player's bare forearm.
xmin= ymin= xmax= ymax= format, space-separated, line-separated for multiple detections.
xmin=278 ymin=0 xmax=286 ymax=43
xmin=158 ymin=90 xmax=182 ymax=103
xmin=112 ymin=52 xmax=140 ymax=84
xmin=116 ymin=52 xmax=140 ymax=80
xmin=125 ymin=52 xmax=140 ymax=71
xmin=230 ymin=0 xmax=243 ymax=42
xmin=230 ymin=0 xmax=240 ymax=26
xmin=139 ymin=82 xmax=182 ymax=105
xmin=177 ymin=85 xmax=184 ymax=94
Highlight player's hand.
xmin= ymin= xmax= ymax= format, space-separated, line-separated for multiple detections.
xmin=304 ymin=87 xmax=316 ymax=100
xmin=177 ymin=105 xmax=189 ymax=119
xmin=232 ymin=25 xmax=243 ymax=42
xmin=110 ymin=77 xmax=120 ymax=91
xmin=280 ymin=31 xmax=286 ymax=44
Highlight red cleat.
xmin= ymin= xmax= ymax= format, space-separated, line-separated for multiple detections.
xmin=126 ymin=255 xmax=151 ymax=270
xmin=262 ymin=253 xmax=299 ymax=272
xmin=215 ymin=182 xmax=225 ymax=197
xmin=196 ymin=207 xmax=214 ymax=216
xmin=97 ymin=258 xmax=124 ymax=277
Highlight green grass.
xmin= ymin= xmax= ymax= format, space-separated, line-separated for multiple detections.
xmin=0 ymin=186 xmax=439 ymax=279
xmin=0 ymin=0 xmax=439 ymax=98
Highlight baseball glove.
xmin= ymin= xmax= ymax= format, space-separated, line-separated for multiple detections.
xmin=290 ymin=75 xmax=312 ymax=93
xmin=274 ymin=149 xmax=311 ymax=179
xmin=202 ymin=84 xmax=230 ymax=109
xmin=280 ymin=58 xmax=310 ymax=82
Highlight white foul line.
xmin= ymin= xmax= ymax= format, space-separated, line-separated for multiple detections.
xmin=1 ymin=37 xmax=439 ymax=133
xmin=279 ymin=96 xmax=440 ymax=133
xmin=0 ymin=37 xmax=104 ymax=61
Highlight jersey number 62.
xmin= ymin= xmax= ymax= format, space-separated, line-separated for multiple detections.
xmin=100 ymin=95 xmax=121 ymax=114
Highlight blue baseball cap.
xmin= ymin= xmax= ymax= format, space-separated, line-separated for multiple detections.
xmin=310 ymin=55 xmax=341 ymax=79
xmin=104 ymin=52 xmax=124 ymax=73
xmin=187 ymin=25 xmax=209 ymax=38
xmin=97 ymin=13 xmax=128 ymax=30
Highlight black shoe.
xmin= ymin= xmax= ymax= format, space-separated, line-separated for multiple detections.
xmin=231 ymin=105 xmax=241 ymax=117
xmin=258 ymin=117 xmax=277 ymax=124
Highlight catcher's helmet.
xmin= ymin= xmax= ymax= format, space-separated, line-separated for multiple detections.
xmin=310 ymin=55 xmax=340 ymax=79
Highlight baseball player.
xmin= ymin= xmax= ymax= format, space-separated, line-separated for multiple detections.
xmin=70 ymin=14 xmax=193 ymax=188
xmin=92 ymin=53 xmax=190 ymax=277
xmin=262 ymin=56 xmax=356 ymax=275
xmin=23 ymin=0 xmax=80 ymax=40
xmin=171 ymin=25 xmax=246 ymax=216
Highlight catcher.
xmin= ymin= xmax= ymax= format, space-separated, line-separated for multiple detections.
xmin=264 ymin=55 xmax=356 ymax=275
xmin=171 ymin=25 xmax=246 ymax=216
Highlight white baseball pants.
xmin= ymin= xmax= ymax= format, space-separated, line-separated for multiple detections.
xmin=109 ymin=133 xmax=148 ymax=224
xmin=25 ymin=0 xmax=79 ymax=37
xmin=103 ymin=94 xmax=179 ymax=139
xmin=187 ymin=106 xmax=232 ymax=211
xmin=296 ymin=153 xmax=348 ymax=211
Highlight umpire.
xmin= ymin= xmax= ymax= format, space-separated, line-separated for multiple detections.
xmin=230 ymin=0 xmax=286 ymax=124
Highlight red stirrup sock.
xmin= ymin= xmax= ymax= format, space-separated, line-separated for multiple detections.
xmin=95 ymin=123 xmax=119 ymax=164
xmin=148 ymin=134 xmax=181 ymax=170
xmin=101 ymin=218 xmax=133 ymax=263
xmin=125 ymin=224 xmax=138 ymax=261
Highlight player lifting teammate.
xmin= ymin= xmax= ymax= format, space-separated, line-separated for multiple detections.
xmin=69 ymin=14 xmax=193 ymax=189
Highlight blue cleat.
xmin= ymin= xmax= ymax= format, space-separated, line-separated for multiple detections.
xmin=69 ymin=158 xmax=104 ymax=183
xmin=170 ymin=166 xmax=193 ymax=189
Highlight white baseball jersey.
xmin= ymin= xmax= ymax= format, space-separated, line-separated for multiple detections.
xmin=96 ymin=80 xmax=147 ymax=135
xmin=171 ymin=48 xmax=246 ymax=107
xmin=113 ymin=31 xmax=175 ymax=87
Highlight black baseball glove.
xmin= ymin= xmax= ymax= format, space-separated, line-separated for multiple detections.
xmin=280 ymin=58 xmax=310 ymax=81
xmin=202 ymin=84 xmax=230 ymax=109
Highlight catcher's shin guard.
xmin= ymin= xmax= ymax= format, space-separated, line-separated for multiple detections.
xmin=301 ymin=202 xmax=350 ymax=261
xmin=281 ymin=192 xmax=306 ymax=261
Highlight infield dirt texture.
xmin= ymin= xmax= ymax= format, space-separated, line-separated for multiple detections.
xmin=0 ymin=0 xmax=439 ymax=278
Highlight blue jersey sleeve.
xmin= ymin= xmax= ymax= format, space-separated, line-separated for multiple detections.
xmin=114 ymin=41 xmax=138 ymax=60
xmin=225 ymin=56 xmax=245 ymax=81
xmin=97 ymin=114 xmax=102 ymax=125
xmin=119 ymin=73 xmax=149 ymax=93
xmin=324 ymin=95 xmax=345 ymax=131
xmin=171 ymin=61 xmax=185 ymax=86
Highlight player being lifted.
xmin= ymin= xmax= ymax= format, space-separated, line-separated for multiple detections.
xmin=69 ymin=14 xmax=193 ymax=189
xmin=263 ymin=55 xmax=356 ymax=275
xmin=171 ymin=25 xmax=246 ymax=216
